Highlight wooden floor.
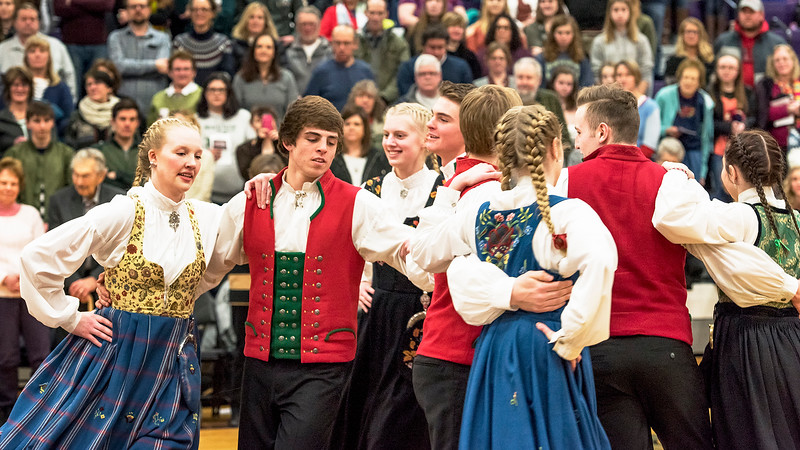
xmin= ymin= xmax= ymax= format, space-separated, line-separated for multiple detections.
xmin=199 ymin=407 xmax=237 ymax=450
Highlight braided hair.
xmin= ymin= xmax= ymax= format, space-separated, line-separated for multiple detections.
xmin=494 ymin=104 xmax=562 ymax=236
xmin=132 ymin=117 xmax=201 ymax=187
xmin=724 ymin=130 xmax=800 ymax=246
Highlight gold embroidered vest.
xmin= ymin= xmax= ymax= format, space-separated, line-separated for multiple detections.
xmin=105 ymin=196 xmax=206 ymax=318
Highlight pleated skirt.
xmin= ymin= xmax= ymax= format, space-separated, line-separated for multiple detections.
xmin=703 ymin=302 xmax=800 ymax=450
xmin=0 ymin=307 xmax=200 ymax=450
xmin=459 ymin=308 xmax=610 ymax=450
xmin=331 ymin=286 xmax=430 ymax=450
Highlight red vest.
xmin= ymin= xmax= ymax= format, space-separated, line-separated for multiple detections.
xmin=568 ymin=144 xmax=692 ymax=345
xmin=417 ymin=157 xmax=493 ymax=365
xmin=242 ymin=169 xmax=366 ymax=363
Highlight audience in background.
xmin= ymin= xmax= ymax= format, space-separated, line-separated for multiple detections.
xmin=664 ymin=17 xmax=714 ymax=85
xmin=0 ymin=68 xmax=33 ymax=154
xmin=107 ymin=0 xmax=171 ymax=117
xmin=754 ymin=44 xmax=800 ymax=152
xmin=591 ymin=0 xmax=653 ymax=95
xmin=283 ymin=6 xmax=333 ymax=94
xmin=539 ymin=14 xmax=594 ymax=88
xmin=172 ymin=0 xmax=234 ymax=85
xmin=616 ymin=60 xmax=660 ymax=157
xmin=524 ymin=0 xmax=567 ymax=56
xmin=655 ymin=58 xmax=714 ymax=183
xmin=356 ymin=0 xmax=410 ymax=104
xmin=330 ymin=104 xmax=390 ymax=185
xmin=197 ymin=72 xmax=255 ymax=203
xmin=233 ymin=32 xmax=299 ymax=120
xmin=93 ymin=98 xmax=141 ymax=191
xmin=147 ymin=51 xmax=202 ymax=126
xmin=23 ymin=35 xmax=74 ymax=136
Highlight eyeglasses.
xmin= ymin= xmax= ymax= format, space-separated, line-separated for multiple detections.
xmin=416 ymin=71 xmax=440 ymax=77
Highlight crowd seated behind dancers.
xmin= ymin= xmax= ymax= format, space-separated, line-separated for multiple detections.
xmin=4 ymin=0 xmax=800 ymax=447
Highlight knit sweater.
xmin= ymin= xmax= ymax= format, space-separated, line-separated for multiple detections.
xmin=172 ymin=28 xmax=235 ymax=86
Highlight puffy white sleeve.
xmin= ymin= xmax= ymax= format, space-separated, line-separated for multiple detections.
xmin=653 ymin=170 xmax=798 ymax=305
xmin=410 ymin=182 xmax=501 ymax=273
xmin=198 ymin=192 xmax=249 ymax=294
xmin=351 ymin=189 xmax=414 ymax=276
xmin=542 ymin=199 xmax=616 ymax=360
xmin=652 ymin=170 xmax=757 ymax=244
xmin=448 ymin=254 xmax=517 ymax=325
xmin=20 ymin=196 xmax=136 ymax=332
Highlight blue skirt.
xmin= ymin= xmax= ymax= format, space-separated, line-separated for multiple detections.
xmin=0 ymin=308 xmax=200 ymax=449
xmin=459 ymin=308 xmax=610 ymax=450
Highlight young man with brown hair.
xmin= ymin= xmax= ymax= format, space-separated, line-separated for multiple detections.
xmin=205 ymin=95 xmax=431 ymax=449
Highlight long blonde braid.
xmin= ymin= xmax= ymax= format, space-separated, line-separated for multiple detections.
xmin=494 ymin=104 xmax=562 ymax=236
xmin=132 ymin=117 xmax=200 ymax=187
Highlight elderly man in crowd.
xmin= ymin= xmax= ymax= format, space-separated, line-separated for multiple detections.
xmin=513 ymin=57 xmax=573 ymax=152
xmin=396 ymin=54 xmax=442 ymax=108
xmin=284 ymin=6 xmax=333 ymax=94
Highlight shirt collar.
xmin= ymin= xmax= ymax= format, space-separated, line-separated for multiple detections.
xmin=738 ymin=186 xmax=784 ymax=208
xmin=128 ymin=180 xmax=184 ymax=212
xmin=441 ymin=152 xmax=466 ymax=180
xmin=165 ymin=81 xmax=200 ymax=97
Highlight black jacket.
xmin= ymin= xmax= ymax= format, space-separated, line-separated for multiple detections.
xmin=0 ymin=108 xmax=24 ymax=155
xmin=330 ymin=147 xmax=391 ymax=185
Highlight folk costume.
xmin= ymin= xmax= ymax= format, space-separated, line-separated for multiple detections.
xmin=0 ymin=182 xmax=222 ymax=449
xmin=409 ymin=156 xmax=500 ymax=449
xmin=333 ymin=167 xmax=441 ymax=450
xmin=209 ymin=168 xmax=430 ymax=449
xmin=445 ymin=176 xmax=615 ymax=449
xmin=654 ymin=172 xmax=800 ymax=449
xmin=557 ymin=144 xmax=714 ymax=449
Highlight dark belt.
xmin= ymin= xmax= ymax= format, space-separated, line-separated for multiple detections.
xmin=715 ymin=301 xmax=799 ymax=318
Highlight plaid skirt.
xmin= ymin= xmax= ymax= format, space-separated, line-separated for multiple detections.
xmin=0 ymin=307 xmax=200 ymax=449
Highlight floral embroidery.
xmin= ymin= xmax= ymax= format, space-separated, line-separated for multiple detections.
xmin=94 ymin=407 xmax=106 ymax=420
xmin=477 ymin=207 xmax=535 ymax=270
xmin=38 ymin=383 xmax=47 ymax=394
xmin=125 ymin=412 xmax=135 ymax=423
xmin=510 ymin=392 xmax=518 ymax=406
xmin=152 ymin=412 xmax=165 ymax=425
xmin=104 ymin=197 xmax=206 ymax=318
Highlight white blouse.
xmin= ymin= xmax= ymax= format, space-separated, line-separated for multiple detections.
xmin=440 ymin=177 xmax=617 ymax=361
xmin=0 ymin=204 xmax=45 ymax=298
xmin=204 ymin=172 xmax=432 ymax=292
xmin=20 ymin=182 xmax=222 ymax=332
xmin=653 ymin=170 xmax=798 ymax=306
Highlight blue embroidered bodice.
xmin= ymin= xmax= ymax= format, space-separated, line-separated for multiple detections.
xmin=475 ymin=195 xmax=578 ymax=284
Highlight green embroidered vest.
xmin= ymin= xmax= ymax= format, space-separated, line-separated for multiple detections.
xmin=270 ymin=252 xmax=304 ymax=359
xmin=106 ymin=196 xmax=206 ymax=318
xmin=718 ymin=203 xmax=800 ymax=309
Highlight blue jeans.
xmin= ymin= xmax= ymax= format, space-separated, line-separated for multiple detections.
xmin=682 ymin=149 xmax=705 ymax=185
xmin=67 ymin=44 xmax=108 ymax=98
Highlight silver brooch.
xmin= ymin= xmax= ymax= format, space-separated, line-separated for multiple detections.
xmin=169 ymin=211 xmax=180 ymax=231
xmin=294 ymin=191 xmax=307 ymax=208
xmin=400 ymin=188 xmax=409 ymax=199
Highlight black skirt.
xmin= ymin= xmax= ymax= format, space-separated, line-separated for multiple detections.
xmin=702 ymin=302 xmax=800 ymax=449
xmin=329 ymin=263 xmax=430 ymax=450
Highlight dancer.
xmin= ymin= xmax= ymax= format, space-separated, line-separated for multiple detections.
xmin=447 ymin=104 xmax=615 ymax=448
xmin=652 ymin=130 xmax=800 ymax=449
xmin=410 ymin=85 xmax=574 ymax=450
xmin=0 ymin=117 xmax=221 ymax=448
xmin=205 ymin=95 xmax=431 ymax=449
xmin=334 ymin=102 xmax=441 ymax=449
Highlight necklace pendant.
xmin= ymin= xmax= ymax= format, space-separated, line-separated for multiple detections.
xmin=400 ymin=188 xmax=409 ymax=199
xmin=419 ymin=291 xmax=430 ymax=310
xmin=169 ymin=211 xmax=180 ymax=231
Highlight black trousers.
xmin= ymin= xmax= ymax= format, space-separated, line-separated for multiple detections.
xmin=590 ymin=336 xmax=713 ymax=450
xmin=238 ymin=357 xmax=352 ymax=450
xmin=411 ymin=355 xmax=471 ymax=450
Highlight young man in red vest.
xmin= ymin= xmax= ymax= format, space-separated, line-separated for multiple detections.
xmin=207 ymin=95 xmax=432 ymax=449
xmin=443 ymin=84 xmax=800 ymax=448
xmin=410 ymin=85 xmax=573 ymax=449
